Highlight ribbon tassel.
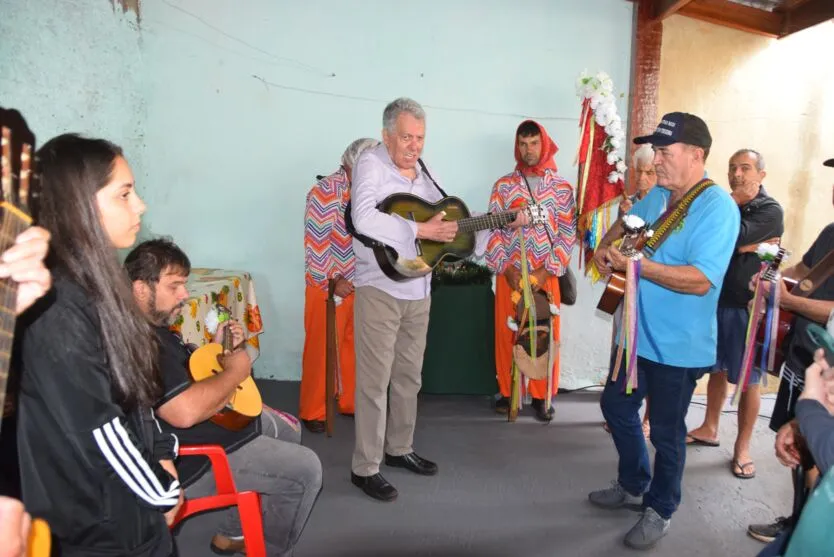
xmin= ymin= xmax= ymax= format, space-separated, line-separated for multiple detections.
xmin=733 ymin=266 xmax=768 ymax=406
xmin=612 ymin=257 xmax=640 ymax=393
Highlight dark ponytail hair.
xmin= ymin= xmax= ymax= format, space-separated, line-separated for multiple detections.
xmin=36 ymin=133 xmax=160 ymax=409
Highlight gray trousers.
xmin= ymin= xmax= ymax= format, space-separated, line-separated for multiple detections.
xmin=351 ymin=286 xmax=431 ymax=476
xmin=185 ymin=408 xmax=322 ymax=557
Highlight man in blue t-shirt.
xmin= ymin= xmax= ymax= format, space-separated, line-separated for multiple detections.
xmin=588 ymin=112 xmax=740 ymax=551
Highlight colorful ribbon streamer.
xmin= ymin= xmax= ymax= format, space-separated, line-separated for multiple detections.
xmin=510 ymin=226 xmax=537 ymax=414
xmin=732 ymin=265 xmax=773 ymax=405
xmin=612 ymin=256 xmax=641 ymax=394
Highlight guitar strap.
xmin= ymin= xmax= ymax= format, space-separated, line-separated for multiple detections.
xmin=640 ymin=178 xmax=715 ymax=258
xmin=789 ymin=248 xmax=834 ymax=298
xmin=417 ymin=159 xmax=448 ymax=197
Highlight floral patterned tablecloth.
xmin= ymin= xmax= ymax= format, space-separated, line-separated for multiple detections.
xmin=170 ymin=268 xmax=264 ymax=362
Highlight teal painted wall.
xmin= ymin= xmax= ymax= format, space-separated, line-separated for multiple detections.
xmin=0 ymin=0 xmax=633 ymax=384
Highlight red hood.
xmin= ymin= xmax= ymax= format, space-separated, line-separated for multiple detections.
xmin=514 ymin=120 xmax=559 ymax=177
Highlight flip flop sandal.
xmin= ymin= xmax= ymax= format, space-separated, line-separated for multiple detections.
xmin=732 ymin=459 xmax=756 ymax=479
xmin=686 ymin=434 xmax=720 ymax=447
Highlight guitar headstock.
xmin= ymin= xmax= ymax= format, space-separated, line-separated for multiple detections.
xmin=0 ymin=107 xmax=38 ymax=225
xmin=618 ymin=215 xmax=652 ymax=257
xmin=757 ymin=243 xmax=789 ymax=283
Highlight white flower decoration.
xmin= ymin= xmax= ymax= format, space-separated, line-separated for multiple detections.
xmin=506 ymin=317 xmax=519 ymax=332
xmin=205 ymin=307 xmax=220 ymax=335
xmin=622 ymin=214 xmax=646 ymax=229
xmin=577 ymin=70 xmax=628 ymax=175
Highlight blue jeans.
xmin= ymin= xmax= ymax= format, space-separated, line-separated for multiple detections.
xmin=601 ymin=355 xmax=708 ymax=519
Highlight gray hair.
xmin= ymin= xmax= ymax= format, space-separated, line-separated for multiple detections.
xmin=341 ymin=137 xmax=380 ymax=169
xmin=632 ymin=144 xmax=654 ymax=168
xmin=731 ymin=148 xmax=765 ymax=172
xmin=383 ymin=97 xmax=426 ymax=133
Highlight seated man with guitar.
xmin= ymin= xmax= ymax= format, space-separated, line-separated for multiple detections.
xmin=125 ymin=239 xmax=322 ymax=557
xmin=588 ymin=113 xmax=740 ymax=551
xmin=347 ymin=97 xmax=528 ymax=502
xmin=747 ymin=157 xmax=834 ymax=547
xmin=758 ymin=341 xmax=834 ymax=556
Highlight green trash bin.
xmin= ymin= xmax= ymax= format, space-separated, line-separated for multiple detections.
xmin=421 ymin=282 xmax=497 ymax=395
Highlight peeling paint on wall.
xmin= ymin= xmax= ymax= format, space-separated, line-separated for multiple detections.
xmin=110 ymin=0 xmax=141 ymax=24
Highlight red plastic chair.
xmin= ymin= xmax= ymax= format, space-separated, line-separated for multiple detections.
xmin=170 ymin=444 xmax=266 ymax=557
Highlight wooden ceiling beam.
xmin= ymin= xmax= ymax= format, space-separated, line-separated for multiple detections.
xmin=678 ymin=0 xmax=783 ymax=38
xmin=782 ymin=0 xmax=834 ymax=37
xmin=778 ymin=0 xmax=813 ymax=12
xmin=654 ymin=0 xmax=696 ymax=20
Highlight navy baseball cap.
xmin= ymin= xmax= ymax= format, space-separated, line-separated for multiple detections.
xmin=634 ymin=112 xmax=712 ymax=150
xmin=825 ymin=158 xmax=834 ymax=168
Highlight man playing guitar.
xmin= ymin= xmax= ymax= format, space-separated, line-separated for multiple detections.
xmin=125 ymin=239 xmax=322 ymax=557
xmin=747 ymin=157 xmax=834 ymax=548
xmin=588 ymin=113 xmax=739 ymax=551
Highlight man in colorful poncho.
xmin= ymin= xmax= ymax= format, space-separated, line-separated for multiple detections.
xmin=588 ymin=113 xmax=739 ymax=551
xmin=301 ymin=138 xmax=380 ymax=433
xmin=485 ymin=120 xmax=576 ymax=422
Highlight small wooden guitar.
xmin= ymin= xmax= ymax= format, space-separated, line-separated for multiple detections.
xmin=367 ymin=193 xmax=546 ymax=281
xmin=0 ymin=106 xmax=51 ymax=556
xmin=596 ymin=217 xmax=652 ymax=315
xmin=189 ymin=307 xmax=263 ymax=430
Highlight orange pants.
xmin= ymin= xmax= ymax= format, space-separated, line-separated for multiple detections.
xmin=300 ymin=285 xmax=355 ymax=421
xmin=494 ymin=274 xmax=561 ymax=399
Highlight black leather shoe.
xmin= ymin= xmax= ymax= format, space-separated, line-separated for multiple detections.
xmin=302 ymin=419 xmax=325 ymax=433
xmin=531 ymin=398 xmax=554 ymax=422
xmin=384 ymin=452 xmax=438 ymax=476
xmin=494 ymin=396 xmax=510 ymax=414
xmin=351 ymin=472 xmax=398 ymax=501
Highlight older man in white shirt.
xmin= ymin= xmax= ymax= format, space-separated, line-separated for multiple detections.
xmin=349 ymin=97 xmax=526 ymax=501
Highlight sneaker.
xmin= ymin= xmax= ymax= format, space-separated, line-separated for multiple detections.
xmin=588 ymin=480 xmax=643 ymax=510
xmin=624 ymin=508 xmax=670 ymax=550
xmin=210 ymin=534 xmax=245 ymax=555
xmin=748 ymin=516 xmax=792 ymax=543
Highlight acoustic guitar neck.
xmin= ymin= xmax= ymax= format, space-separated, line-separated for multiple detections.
xmin=455 ymin=210 xmax=518 ymax=233
xmin=0 ymin=118 xmax=35 ymax=434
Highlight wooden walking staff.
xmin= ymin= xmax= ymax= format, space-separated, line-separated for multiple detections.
xmin=325 ymin=279 xmax=338 ymax=437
